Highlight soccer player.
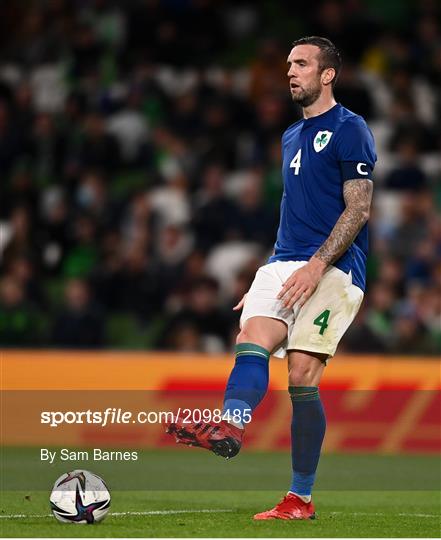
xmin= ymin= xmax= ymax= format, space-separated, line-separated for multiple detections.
xmin=166 ymin=36 xmax=376 ymax=520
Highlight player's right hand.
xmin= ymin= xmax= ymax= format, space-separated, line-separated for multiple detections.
xmin=233 ymin=294 xmax=247 ymax=311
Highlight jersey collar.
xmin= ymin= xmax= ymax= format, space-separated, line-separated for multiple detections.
xmin=302 ymin=103 xmax=340 ymax=126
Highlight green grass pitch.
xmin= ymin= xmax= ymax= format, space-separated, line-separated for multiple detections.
xmin=1 ymin=490 xmax=439 ymax=537
xmin=1 ymin=449 xmax=440 ymax=537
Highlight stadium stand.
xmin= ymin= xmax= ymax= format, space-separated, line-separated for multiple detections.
xmin=0 ymin=0 xmax=439 ymax=353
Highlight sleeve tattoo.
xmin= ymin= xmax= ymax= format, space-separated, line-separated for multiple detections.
xmin=314 ymin=179 xmax=373 ymax=266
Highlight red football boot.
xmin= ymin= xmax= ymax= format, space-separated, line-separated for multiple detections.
xmin=165 ymin=418 xmax=243 ymax=459
xmin=253 ymin=493 xmax=316 ymax=520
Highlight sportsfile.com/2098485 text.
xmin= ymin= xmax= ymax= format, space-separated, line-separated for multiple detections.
xmin=40 ymin=408 xmax=251 ymax=427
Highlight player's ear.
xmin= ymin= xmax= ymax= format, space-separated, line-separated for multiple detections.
xmin=321 ymin=68 xmax=335 ymax=86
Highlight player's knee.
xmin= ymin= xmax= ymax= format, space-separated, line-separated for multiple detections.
xmin=236 ymin=328 xmax=256 ymax=345
xmin=236 ymin=328 xmax=270 ymax=351
xmin=288 ymin=364 xmax=318 ymax=386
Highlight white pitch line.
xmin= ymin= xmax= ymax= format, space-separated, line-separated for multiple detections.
xmin=111 ymin=509 xmax=232 ymax=516
xmin=0 ymin=514 xmax=51 ymax=519
xmin=0 ymin=509 xmax=232 ymax=520
xmin=1 ymin=509 xmax=438 ymax=520
xmin=330 ymin=511 xmax=438 ymax=519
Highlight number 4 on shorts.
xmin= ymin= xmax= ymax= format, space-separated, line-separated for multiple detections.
xmin=313 ymin=309 xmax=330 ymax=335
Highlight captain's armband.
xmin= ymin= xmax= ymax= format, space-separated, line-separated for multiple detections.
xmin=340 ymin=161 xmax=373 ymax=181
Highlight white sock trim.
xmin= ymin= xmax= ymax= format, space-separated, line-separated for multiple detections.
xmin=288 ymin=491 xmax=311 ymax=503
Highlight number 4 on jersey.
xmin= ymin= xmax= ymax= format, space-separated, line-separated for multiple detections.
xmin=289 ymin=149 xmax=302 ymax=175
xmin=313 ymin=309 xmax=330 ymax=335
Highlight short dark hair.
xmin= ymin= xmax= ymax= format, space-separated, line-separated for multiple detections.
xmin=291 ymin=36 xmax=342 ymax=87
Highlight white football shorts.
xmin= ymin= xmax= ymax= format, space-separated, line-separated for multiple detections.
xmin=240 ymin=260 xmax=364 ymax=358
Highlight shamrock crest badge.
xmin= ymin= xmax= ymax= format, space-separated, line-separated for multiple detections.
xmin=313 ymin=130 xmax=333 ymax=152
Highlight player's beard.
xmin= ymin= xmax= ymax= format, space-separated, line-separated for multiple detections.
xmin=291 ymin=79 xmax=322 ymax=108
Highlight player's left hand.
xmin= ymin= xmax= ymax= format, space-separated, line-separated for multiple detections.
xmin=233 ymin=294 xmax=247 ymax=311
xmin=277 ymin=257 xmax=327 ymax=309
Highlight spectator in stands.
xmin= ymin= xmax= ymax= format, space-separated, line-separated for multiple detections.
xmin=343 ymin=282 xmax=396 ymax=353
xmin=113 ymin=245 xmax=162 ymax=322
xmin=0 ymin=275 xmax=41 ymax=346
xmin=388 ymin=93 xmax=437 ymax=153
xmin=0 ymin=100 xmax=22 ymax=176
xmin=6 ymin=256 xmax=46 ymax=310
xmin=405 ymin=239 xmax=435 ymax=284
xmin=234 ymin=171 xmax=278 ymax=246
xmin=75 ymin=170 xmax=113 ymax=227
xmin=26 ymin=112 xmax=64 ymax=187
xmin=2 ymin=206 xmax=37 ymax=267
xmin=249 ymin=39 xmax=287 ymax=103
xmin=334 ymin=62 xmax=374 ymax=119
xmin=153 ymin=223 xmax=193 ymax=300
xmin=192 ymin=163 xmax=240 ymax=251
xmin=39 ymin=187 xmax=70 ymax=275
xmin=158 ymin=277 xmax=229 ymax=352
xmin=388 ymin=193 xmax=428 ymax=260
xmin=390 ymin=305 xmax=434 ymax=355
xmin=167 ymin=322 xmax=204 ymax=352
xmin=14 ymin=81 xmax=34 ymax=136
xmin=79 ymin=112 xmax=120 ymax=173
xmin=107 ymin=88 xmax=150 ymax=166
xmin=384 ymin=138 xmax=428 ymax=191
xmin=62 ymin=215 xmax=99 ymax=278
xmin=52 ymin=278 xmax=104 ymax=348
xmin=376 ymin=257 xmax=405 ymax=298
xmin=2 ymin=168 xmax=38 ymax=220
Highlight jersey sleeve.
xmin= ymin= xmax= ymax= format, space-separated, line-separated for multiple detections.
xmin=334 ymin=117 xmax=377 ymax=181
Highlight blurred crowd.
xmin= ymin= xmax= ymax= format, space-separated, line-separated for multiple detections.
xmin=0 ymin=0 xmax=440 ymax=354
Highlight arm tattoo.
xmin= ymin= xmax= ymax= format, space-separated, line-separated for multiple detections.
xmin=314 ymin=179 xmax=373 ymax=266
